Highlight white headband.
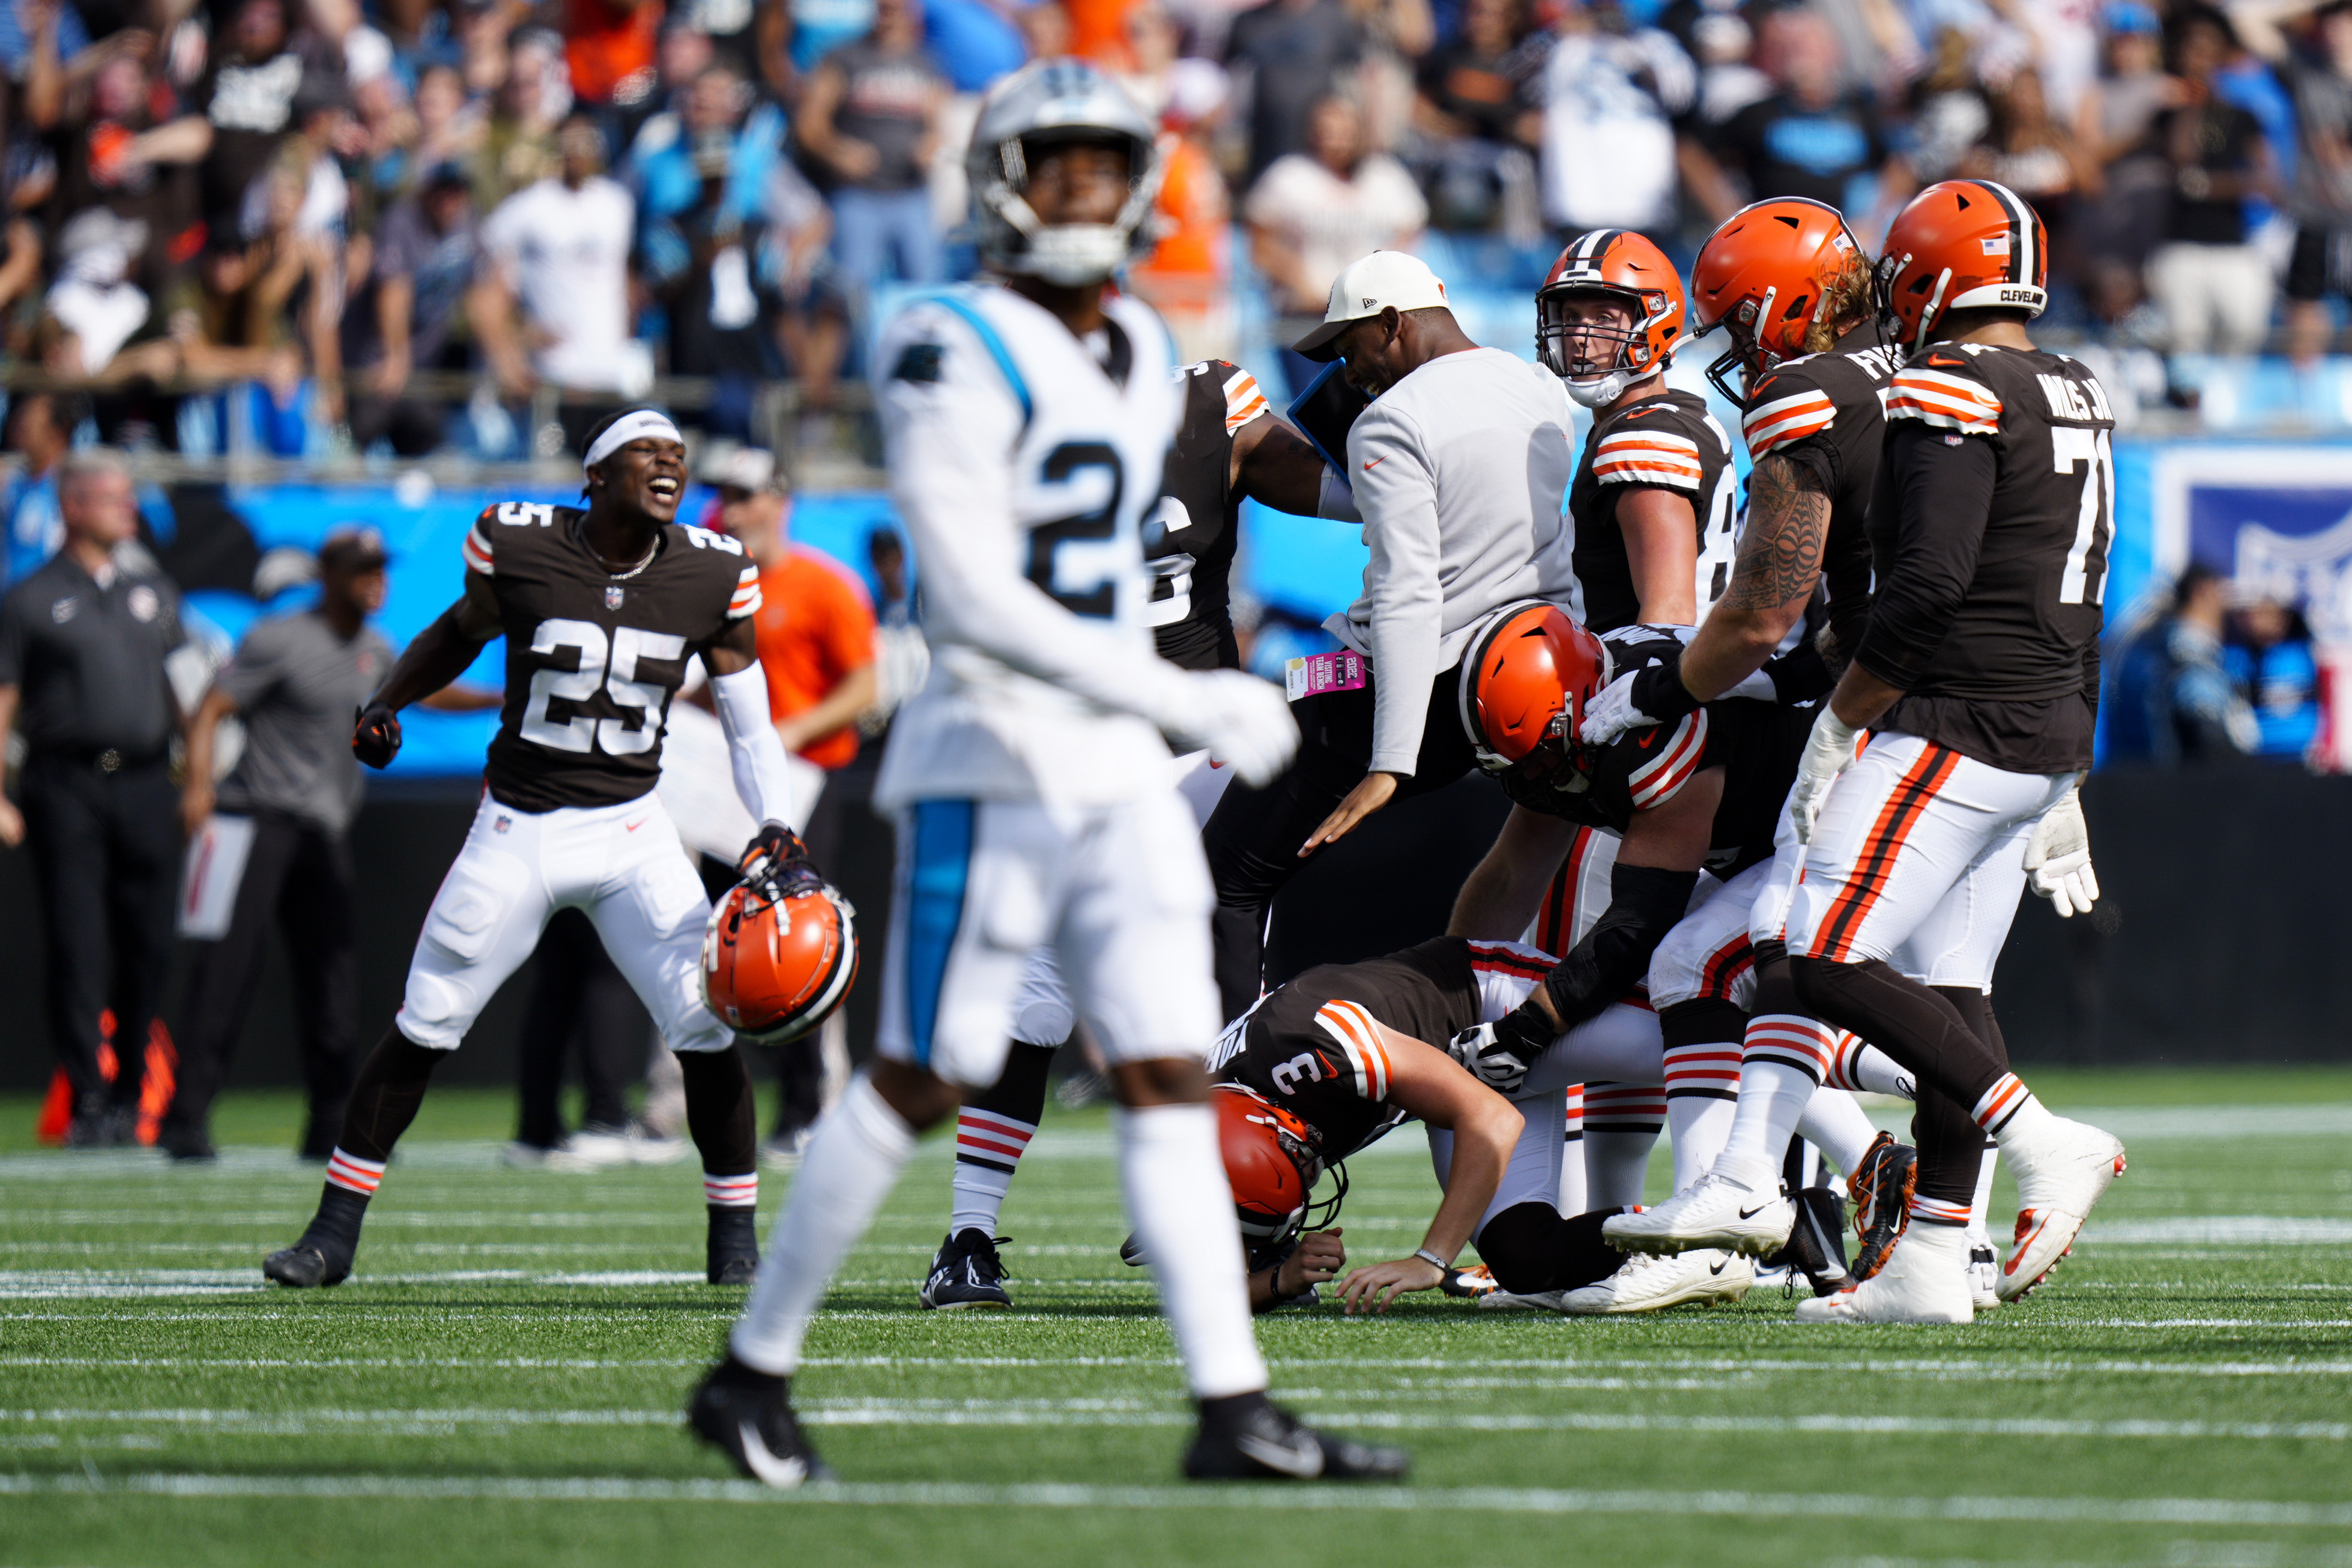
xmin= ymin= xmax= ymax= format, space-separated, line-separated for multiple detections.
xmin=582 ymin=410 xmax=685 ymax=474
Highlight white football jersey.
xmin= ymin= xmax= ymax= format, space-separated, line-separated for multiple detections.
xmin=872 ymin=282 xmax=1184 ymax=809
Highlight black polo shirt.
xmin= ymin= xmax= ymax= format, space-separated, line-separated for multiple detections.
xmin=0 ymin=552 xmax=185 ymax=759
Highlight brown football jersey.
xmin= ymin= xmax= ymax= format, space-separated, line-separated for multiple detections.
xmin=462 ymin=501 xmax=760 ymax=812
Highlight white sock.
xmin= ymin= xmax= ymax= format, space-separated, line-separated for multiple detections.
xmin=1894 ymin=1209 xmax=1970 ymax=1268
xmin=949 ymin=1106 xmax=1036 ymax=1237
xmin=1583 ymin=1128 xmax=1655 ymax=1209
xmin=1116 ymin=1103 xmax=1266 ymax=1399
xmin=731 ymin=1076 xmax=918 ymax=1377
xmin=1558 ymin=1084 xmax=1586 ymax=1214
xmin=1970 ymin=1139 xmax=1998 ymax=1234
xmin=1977 ymin=1072 xmax=2058 ymax=1146
xmin=1796 ymin=1087 xmax=1879 ymax=1178
xmin=1829 ymin=1035 xmax=1915 ymax=1099
xmin=1715 ymin=1058 xmax=1816 ymax=1192
xmin=1666 ymin=1094 xmax=1737 ymax=1193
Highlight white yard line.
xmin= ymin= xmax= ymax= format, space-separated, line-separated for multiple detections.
xmin=6 ymin=1404 xmax=2348 ymax=1442
xmin=1 ymin=1471 xmax=2347 ymax=1527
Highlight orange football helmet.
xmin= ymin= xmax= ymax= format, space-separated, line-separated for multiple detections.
xmin=1690 ymin=196 xmax=1866 ymax=402
xmin=1458 ymin=600 xmax=1609 ymax=776
xmin=1215 ymin=1085 xmax=1326 ymax=1244
xmin=1876 ymin=178 xmax=2048 ymax=352
xmin=1536 ymin=229 xmax=1687 ymax=406
xmin=701 ymin=880 xmax=859 ymax=1042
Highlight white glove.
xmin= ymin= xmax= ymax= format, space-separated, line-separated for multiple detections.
xmin=1579 ymin=669 xmax=1659 ymax=747
xmin=1787 ymin=708 xmax=1865 ymax=845
xmin=1161 ymin=669 xmax=1300 ymax=789
xmin=2022 ymin=781 xmax=2099 ymax=917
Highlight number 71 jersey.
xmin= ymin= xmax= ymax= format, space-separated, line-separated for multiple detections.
xmin=871 ymin=282 xmax=1182 ymax=806
xmin=463 ymin=501 xmax=761 ymax=813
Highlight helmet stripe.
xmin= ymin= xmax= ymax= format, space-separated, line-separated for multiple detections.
xmin=1980 ymin=179 xmax=2034 ymax=288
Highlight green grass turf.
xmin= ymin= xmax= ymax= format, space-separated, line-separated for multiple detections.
xmin=2 ymin=1070 xmax=2350 ymax=1567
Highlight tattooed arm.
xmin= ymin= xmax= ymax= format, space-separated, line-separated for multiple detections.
xmin=1675 ymin=453 xmax=1831 ymax=702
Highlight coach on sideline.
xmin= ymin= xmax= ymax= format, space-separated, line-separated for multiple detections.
xmin=0 ymin=451 xmax=187 ymax=1147
xmin=1200 ymin=250 xmax=1580 ymax=1016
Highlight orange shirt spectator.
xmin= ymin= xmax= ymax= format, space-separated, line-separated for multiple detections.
xmin=566 ymin=0 xmax=664 ymax=106
xmin=753 ymin=544 xmax=877 ymax=769
xmin=1066 ymin=0 xmax=1142 ymax=69
xmin=705 ymin=448 xmax=880 ymax=774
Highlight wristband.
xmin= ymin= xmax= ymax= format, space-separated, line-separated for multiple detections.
xmin=1412 ymin=1247 xmax=1448 ymax=1270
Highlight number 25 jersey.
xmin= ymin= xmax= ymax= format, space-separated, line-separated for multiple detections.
xmin=462 ymin=502 xmax=760 ymax=813
xmin=871 ymin=282 xmax=1182 ymax=809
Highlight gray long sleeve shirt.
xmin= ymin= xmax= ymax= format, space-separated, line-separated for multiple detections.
xmin=1329 ymin=346 xmax=1581 ymax=774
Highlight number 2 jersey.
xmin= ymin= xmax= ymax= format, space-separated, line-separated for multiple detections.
xmin=461 ymin=502 xmax=760 ymax=813
xmin=1145 ymin=360 xmax=1268 ymax=672
xmin=871 ymin=281 xmax=1183 ymax=809
xmin=1211 ymin=937 xmax=1552 ymax=1162
xmin=1857 ymin=343 xmax=2114 ymax=774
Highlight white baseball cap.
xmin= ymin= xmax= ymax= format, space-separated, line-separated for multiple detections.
xmin=1292 ymin=251 xmax=1451 ymax=361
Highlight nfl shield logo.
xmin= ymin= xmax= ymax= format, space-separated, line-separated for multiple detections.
xmin=605 ymin=585 xmax=624 ymax=609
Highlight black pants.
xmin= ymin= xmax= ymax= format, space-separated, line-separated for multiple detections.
xmin=168 ymin=810 xmax=357 ymax=1150
xmin=20 ymin=753 xmax=180 ymax=1109
xmin=514 ymin=907 xmax=648 ymax=1147
xmin=1200 ymin=666 xmax=1478 ymax=1018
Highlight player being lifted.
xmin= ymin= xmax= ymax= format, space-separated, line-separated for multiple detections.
xmin=261 ymin=406 xmax=818 ymax=1290
xmin=1619 ymin=181 xmax=2123 ymax=1322
xmin=688 ymin=59 xmax=1405 ymax=1486
xmin=919 ymin=355 xmax=1331 ymax=1311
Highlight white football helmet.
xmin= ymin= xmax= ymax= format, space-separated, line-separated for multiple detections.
xmin=966 ymin=57 xmax=1163 ymax=286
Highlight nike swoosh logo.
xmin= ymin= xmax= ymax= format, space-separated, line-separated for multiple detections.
xmin=736 ymin=1420 xmax=809 ymax=1488
xmin=1237 ymin=1431 xmax=1325 ymax=1479
xmin=1709 ymin=1259 xmax=1728 ymax=1276
xmin=1737 ymin=1204 xmax=1773 ymax=1220
xmin=1361 ymin=456 xmax=1386 ymax=471
xmin=625 ymin=819 xmax=647 ymax=832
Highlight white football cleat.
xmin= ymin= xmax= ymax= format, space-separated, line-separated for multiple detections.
xmin=1603 ymin=1171 xmax=1794 ymax=1257
xmin=1561 ymin=1247 xmax=1753 ymax=1315
xmin=2000 ymin=1116 xmax=2126 ymax=1302
xmin=1965 ymin=1229 xmax=2001 ymax=1310
xmin=1793 ymin=1231 xmax=1974 ymax=1324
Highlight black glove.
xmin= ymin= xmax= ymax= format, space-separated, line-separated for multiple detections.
xmin=739 ymin=822 xmax=823 ymax=898
xmin=1626 ymin=651 xmax=1702 ymax=726
xmin=352 ymin=702 xmax=403 ymax=769
xmin=1763 ymin=639 xmax=1834 ymax=704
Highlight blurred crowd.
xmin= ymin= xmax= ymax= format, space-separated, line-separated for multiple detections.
xmin=2 ymin=0 xmax=2352 ymax=465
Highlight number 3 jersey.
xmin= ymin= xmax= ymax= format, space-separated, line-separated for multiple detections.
xmin=871 ymin=281 xmax=1182 ymax=809
xmin=462 ymin=502 xmax=760 ymax=813
xmin=1858 ymin=343 xmax=2114 ymax=775
xmin=1211 ymin=937 xmax=1552 ymax=1163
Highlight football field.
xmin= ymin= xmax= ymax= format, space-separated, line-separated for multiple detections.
xmin=2 ymin=1066 xmax=2349 ymax=1568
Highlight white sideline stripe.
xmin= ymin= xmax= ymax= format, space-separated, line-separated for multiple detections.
xmin=9 ymin=1405 xmax=2350 ymax=1443
xmin=0 ymin=1271 xmax=1159 ymax=1297
xmin=1 ymin=1472 xmax=2347 ymax=1527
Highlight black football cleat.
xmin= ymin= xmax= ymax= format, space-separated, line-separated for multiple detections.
xmin=1184 ymin=1397 xmax=1409 ymax=1482
xmin=1847 ymin=1132 xmax=1918 ymax=1284
xmin=1185 ymin=1401 xmax=1401 ymax=1485
xmin=1762 ymin=1185 xmax=1851 ymax=1297
xmin=688 ymin=1354 xmax=833 ymax=1489
xmin=262 ymin=1241 xmax=351 ymax=1288
xmin=919 ymin=1229 xmax=1013 ymax=1309
xmin=707 ymin=1208 xmax=760 ymax=1285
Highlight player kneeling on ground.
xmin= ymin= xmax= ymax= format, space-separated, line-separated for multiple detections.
xmin=260 ymin=408 xmax=839 ymax=1291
